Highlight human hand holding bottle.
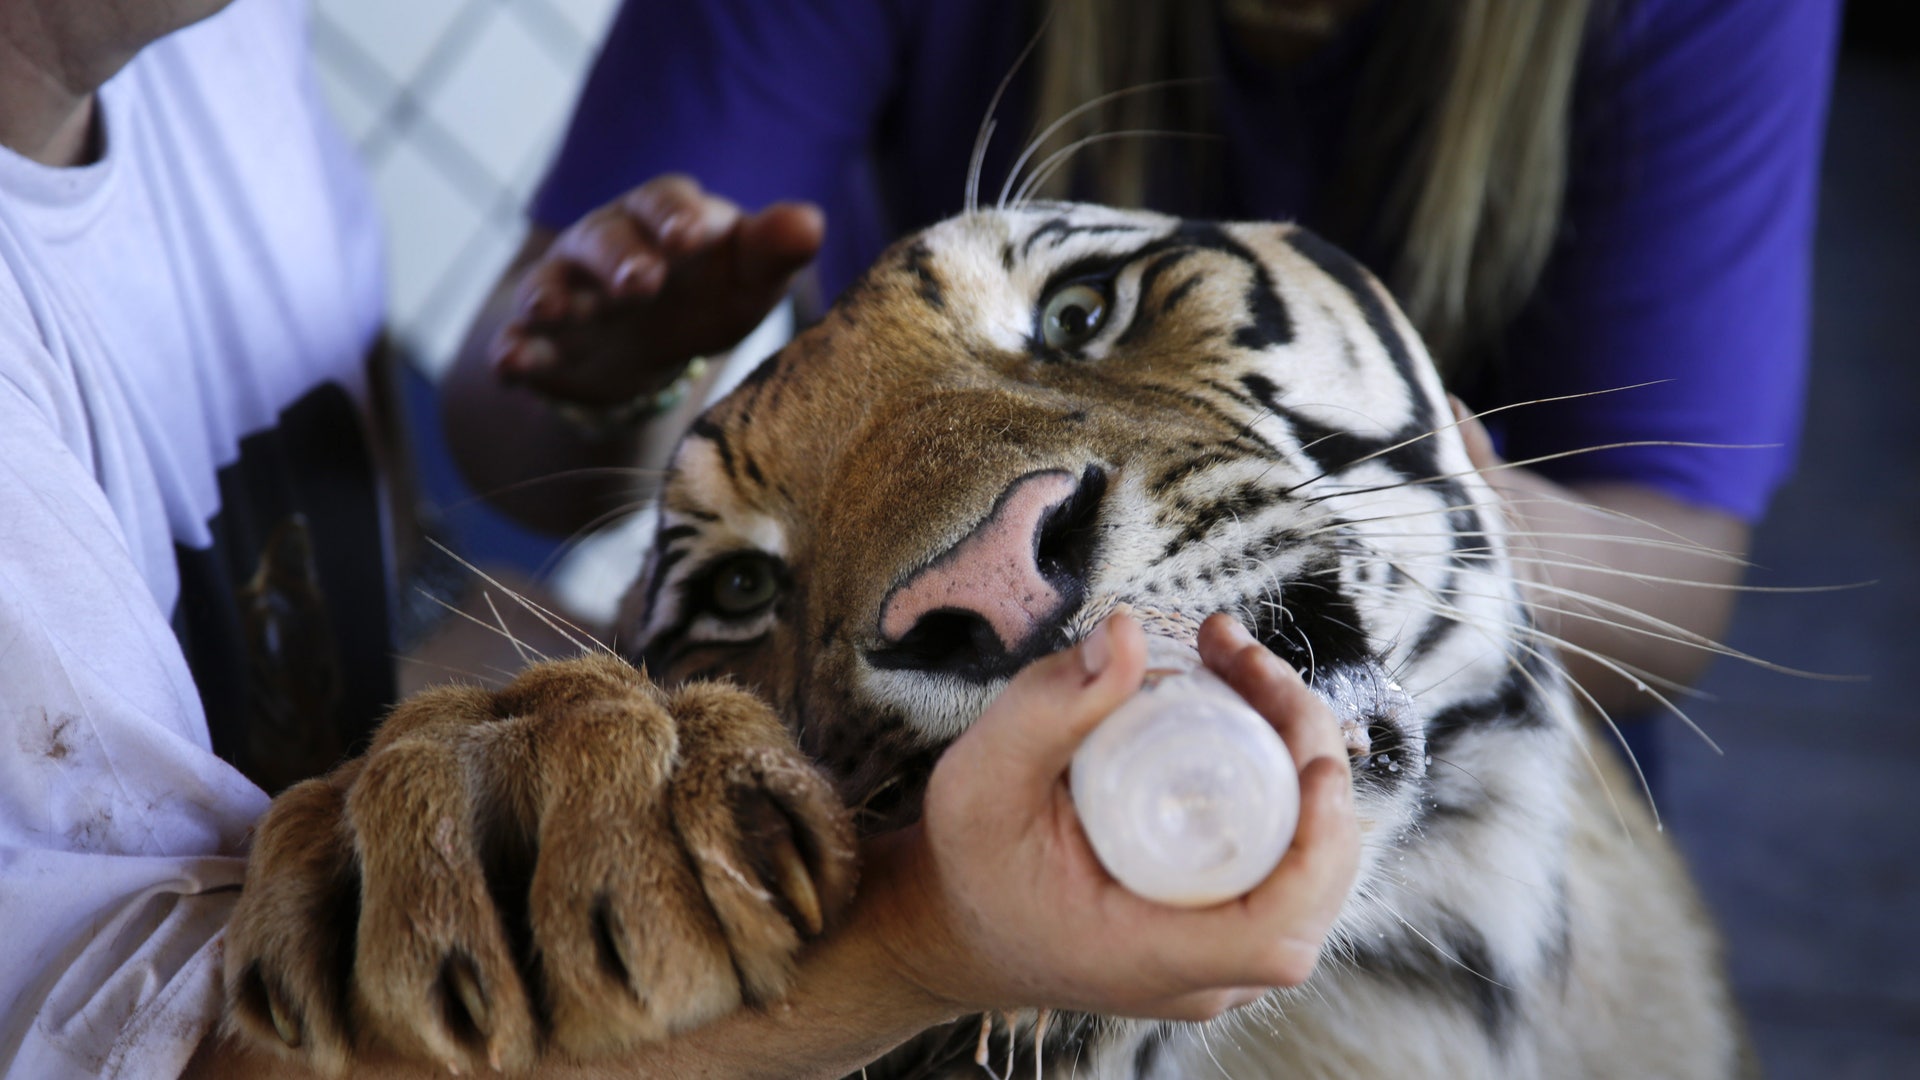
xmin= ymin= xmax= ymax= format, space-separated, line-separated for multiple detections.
xmin=865 ymin=610 xmax=1361 ymax=1021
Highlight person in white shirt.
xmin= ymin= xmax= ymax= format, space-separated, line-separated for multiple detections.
xmin=1 ymin=0 xmax=387 ymax=1075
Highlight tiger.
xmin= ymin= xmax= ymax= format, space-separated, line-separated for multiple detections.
xmin=221 ymin=201 xmax=1752 ymax=1077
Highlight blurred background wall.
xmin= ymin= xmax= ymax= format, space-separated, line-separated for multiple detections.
xmin=311 ymin=0 xmax=619 ymax=376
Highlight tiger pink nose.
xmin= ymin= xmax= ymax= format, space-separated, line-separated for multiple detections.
xmin=879 ymin=470 xmax=1081 ymax=658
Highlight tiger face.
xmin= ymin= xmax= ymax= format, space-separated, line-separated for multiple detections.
xmin=629 ymin=202 xmax=1543 ymax=850
xmin=616 ymin=203 xmax=1742 ymax=1077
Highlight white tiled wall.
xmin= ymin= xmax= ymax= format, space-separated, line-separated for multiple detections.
xmin=310 ymin=0 xmax=620 ymax=377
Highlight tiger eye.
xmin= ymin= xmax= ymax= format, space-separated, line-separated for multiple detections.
xmin=709 ymin=553 xmax=778 ymax=616
xmin=1041 ymin=283 xmax=1109 ymax=348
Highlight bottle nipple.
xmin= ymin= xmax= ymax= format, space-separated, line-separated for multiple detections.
xmin=1069 ymin=636 xmax=1299 ymax=907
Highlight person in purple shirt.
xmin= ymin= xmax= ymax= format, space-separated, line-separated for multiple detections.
xmin=447 ymin=0 xmax=1838 ymax=737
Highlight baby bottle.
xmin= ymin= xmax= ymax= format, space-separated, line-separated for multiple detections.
xmin=1069 ymin=636 xmax=1299 ymax=907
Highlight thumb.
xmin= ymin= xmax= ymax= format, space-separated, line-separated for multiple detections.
xmin=962 ymin=610 xmax=1147 ymax=786
xmin=733 ymin=202 xmax=825 ymax=292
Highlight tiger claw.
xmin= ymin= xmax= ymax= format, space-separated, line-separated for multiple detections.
xmin=770 ymin=832 xmax=824 ymax=937
xmin=265 ymin=985 xmax=302 ymax=1049
xmin=444 ymin=955 xmax=491 ymax=1046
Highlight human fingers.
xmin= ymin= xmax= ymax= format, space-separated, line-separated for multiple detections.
xmin=1111 ymin=649 xmax=1354 ymax=986
xmin=1196 ymin=614 xmax=1346 ymax=768
xmin=549 ymin=182 xmax=742 ymax=301
xmin=1115 ymin=985 xmax=1270 ymax=1024
xmin=495 ymin=215 xmax=652 ymax=382
xmin=953 ymin=610 xmax=1148 ymax=789
xmin=494 ymin=177 xmax=747 ymax=383
xmin=1129 ymin=750 xmax=1354 ymax=992
xmin=1229 ymin=751 xmax=1360 ymax=982
xmin=620 ymin=173 xmax=742 ymax=257
xmin=730 ymin=202 xmax=825 ymax=292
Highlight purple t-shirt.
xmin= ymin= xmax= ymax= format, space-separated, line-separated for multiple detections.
xmin=533 ymin=0 xmax=1838 ymax=522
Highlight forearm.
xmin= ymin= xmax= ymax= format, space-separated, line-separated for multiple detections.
xmin=1487 ymin=471 xmax=1750 ymax=718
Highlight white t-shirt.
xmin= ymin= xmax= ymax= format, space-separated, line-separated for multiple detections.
xmin=0 ymin=0 xmax=386 ymax=1075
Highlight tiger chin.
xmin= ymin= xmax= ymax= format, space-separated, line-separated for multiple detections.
xmin=223 ymin=203 xmax=1754 ymax=1078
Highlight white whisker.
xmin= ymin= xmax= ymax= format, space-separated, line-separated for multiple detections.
xmin=1293 ymin=438 xmax=1780 ymax=510
xmin=965 ymin=12 xmax=1051 ymax=216
xmin=1279 ymin=382 xmax=1676 ymax=497
xmin=426 ymin=538 xmax=611 ymax=659
xmin=483 ymin=591 xmax=537 ymax=666
xmin=999 ymin=77 xmax=1208 ymax=209
xmin=1348 ymin=554 xmax=1857 ymax=683
xmin=1013 ymin=129 xmax=1219 ymax=209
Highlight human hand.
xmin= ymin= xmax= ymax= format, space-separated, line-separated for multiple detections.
xmin=492 ymin=174 xmax=824 ymax=407
xmin=868 ymin=610 xmax=1360 ymax=1022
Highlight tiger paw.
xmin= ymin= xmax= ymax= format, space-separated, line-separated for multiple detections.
xmin=220 ymin=653 xmax=857 ymax=1075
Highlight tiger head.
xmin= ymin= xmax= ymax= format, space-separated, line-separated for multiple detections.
xmin=626 ymin=202 xmax=1555 ymax=854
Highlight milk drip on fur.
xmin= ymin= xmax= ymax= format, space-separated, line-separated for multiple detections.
xmin=1070 ymin=636 xmax=1298 ymax=907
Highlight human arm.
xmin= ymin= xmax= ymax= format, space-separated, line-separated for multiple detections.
xmin=1473 ymin=0 xmax=1838 ymax=712
xmin=188 ymin=612 xmax=1359 ymax=1078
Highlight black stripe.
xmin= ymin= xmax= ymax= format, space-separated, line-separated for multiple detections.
xmin=1198 ymin=375 xmax=1260 ymax=410
xmin=1115 ymin=249 xmax=1196 ymax=348
xmin=639 ymin=546 xmax=690 ymax=628
xmin=1351 ymin=914 xmax=1517 ymax=1038
xmin=1285 ymin=226 xmax=1437 ymax=434
xmin=1400 ymin=496 xmax=1498 ymax=662
xmin=1123 ymin=380 xmax=1286 ymax=459
xmin=1159 ymin=272 xmax=1201 ymax=315
xmin=1131 ymin=1023 xmax=1169 ymax=1077
xmin=1239 ymin=370 xmax=1447 ymax=489
xmin=689 ymin=417 xmax=737 ymax=482
xmin=900 ymin=240 xmax=945 ymax=310
xmin=658 ymin=523 xmax=699 ymax=545
xmin=1156 ymin=480 xmax=1283 ymax=560
xmin=1147 ymin=450 xmax=1241 ymax=497
xmin=1143 ymin=222 xmax=1297 ymax=351
xmin=1423 ymin=650 xmax=1553 ymax=760
xmin=1020 ymin=216 xmax=1151 ymax=258
xmin=1180 ymin=223 xmax=1294 ymax=351
xmin=1403 ymin=566 xmax=1461 ymax=661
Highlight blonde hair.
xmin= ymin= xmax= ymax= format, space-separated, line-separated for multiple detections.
xmin=1026 ymin=0 xmax=1593 ymax=375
